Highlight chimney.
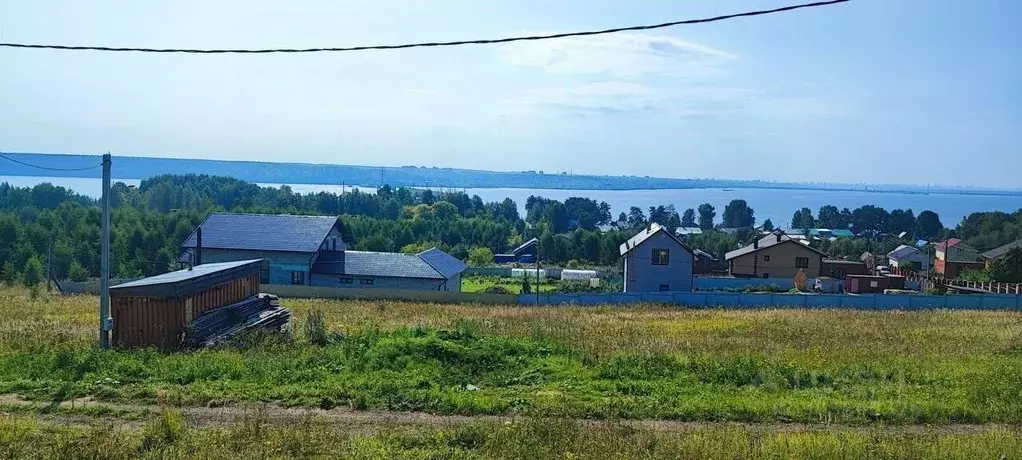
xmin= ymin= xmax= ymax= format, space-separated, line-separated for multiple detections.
xmin=776 ymin=233 xmax=782 ymax=243
xmin=195 ymin=226 xmax=202 ymax=266
xmin=646 ymin=221 xmax=652 ymax=231
xmin=753 ymin=239 xmax=759 ymax=249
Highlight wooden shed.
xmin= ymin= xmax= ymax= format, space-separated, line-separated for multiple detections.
xmin=110 ymin=259 xmax=262 ymax=349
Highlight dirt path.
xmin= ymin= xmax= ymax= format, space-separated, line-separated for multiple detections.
xmin=1 ymin=394 xmax=1018 ymax=436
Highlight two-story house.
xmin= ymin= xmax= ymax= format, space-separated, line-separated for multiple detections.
xmin=619 ymin=223 xmax=694 ymax=292
xmin=725 ymin=232 xmax=828 ymax=279
xmin=935 ymin=238 xmax=984 ymax=278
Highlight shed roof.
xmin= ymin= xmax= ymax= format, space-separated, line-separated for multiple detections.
xmin=311 ymin=249 xmax=463 ymax=280
xmin=619 ymin=223 xmax=693 ymax=256
xmin=981 ymin=239 xmax=1022 ymax=260
xmin=181 ymin=212 xmax=342 ymax=253
xmin=110 ymin=260 xmax=262 ymax=298
xmin=511 ymin=238 xmax=539 ymax=255
xmin=725 ymin=233 xmax=828 ymax=261
xmin=822 ymin=259 xmax=866 ymax=266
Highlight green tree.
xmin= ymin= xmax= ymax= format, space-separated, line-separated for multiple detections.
xmin=762 ymin=218 xmax=774 ymax=232
xmin=359 ymin=235 xmax=392 ymax=252
xmin=681 ymin=208 xmax=696 ymax=228
xmin=792 ymin=208 xmax=815 ymax=230
xmin=916 ymin=210 xmax=943 ymax=240
xmin=722 ymin=199 xmax=755 ymax=228
xmin=467 ymin=247 xmax=494 ymax=267
xmin=989 ymin=247 xmax=1022 ymax=283
xmin=697 ymin=203 xmax=715 ymax=230
xmin=817 ymin=205 xmax=841 ymax=228
xmin=23 ymin=257 xmax=43 ymax=287
xmin=0 ymin=262 xmax=16 ymax=285
xmin=521 ymin=274 xmax=532 ymax=294
xmin=68 ymin=260 xmax=89 ymax=282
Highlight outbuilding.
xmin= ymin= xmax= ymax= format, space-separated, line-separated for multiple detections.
xmin=109 ymin=260 xmax=263 ymax=349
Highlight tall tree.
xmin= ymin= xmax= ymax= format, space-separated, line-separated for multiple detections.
xmin=681 ymin=208 xmax=697 ymax=228
xmin=626 ymin=207 xmax=646 ymax=229
xmin=762 ymin=218 xmax=774 ymax=232
xmin=916 ymin=210 xmax=943 ymax=239
xmin=817 ymin=205 xmax=841 ymax=228
xmin=850 ymin=205 xmax=889 ymax=237
xmin=722 ymin=199 xmax=755 ymax=228
xmin=888 ymin=209 xmax=917 ymax=236
xmin=791 ymin=208 xmax=815 ymax=230
xmin=697 ymin=203 xmax=715 ymax=230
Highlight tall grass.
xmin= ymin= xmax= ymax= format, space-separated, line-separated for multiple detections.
xmin=1 ymin=288 xmax=1021 ymax=424
xmin=1 ymin=413 xmax=1020 ymax=459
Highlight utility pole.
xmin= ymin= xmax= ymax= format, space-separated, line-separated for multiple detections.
xmin=46 ymin=237 xmax=54 ymax=292
xmin=99 ymin=153 xmax=111 ymax=348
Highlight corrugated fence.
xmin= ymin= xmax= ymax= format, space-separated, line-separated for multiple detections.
xmin=518 ymin=291 xmax=1022 ymax=310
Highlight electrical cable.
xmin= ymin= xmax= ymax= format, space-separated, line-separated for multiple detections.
xmin=0 ymin=153 xmax=103 ymax=171
xmin=0 ymin=0 xmax=849 ymax=54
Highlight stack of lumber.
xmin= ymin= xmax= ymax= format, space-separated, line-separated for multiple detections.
xmin=186 ymin=294 xmax=290 ymax=347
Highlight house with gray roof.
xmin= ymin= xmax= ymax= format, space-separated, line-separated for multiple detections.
xmin=619 ymin=223 xmax=694 ymax=292
xmin=887 ymin=244 xmax=931 ymax=273
xmin=980 ymin=239 xmax=1022 ymax=266
xmin=180 ymin=212 xmax=465 ymax=291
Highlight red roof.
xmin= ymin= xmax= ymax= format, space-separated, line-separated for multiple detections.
xmin=936 ymin=238 xmax=961 ymax=251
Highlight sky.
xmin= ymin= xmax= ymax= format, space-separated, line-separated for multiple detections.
xmin=1 ymin=0 xmax=1020 ymax=188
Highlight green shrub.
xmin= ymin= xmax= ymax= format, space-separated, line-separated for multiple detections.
xmin=140 ymin=408 xmax=186 ymax=451
xmin=304 ymin=309 xmax=329 ymax=346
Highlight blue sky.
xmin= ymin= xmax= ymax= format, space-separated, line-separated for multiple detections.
xmin=1 ymin=0 xmax=1019 ymax=187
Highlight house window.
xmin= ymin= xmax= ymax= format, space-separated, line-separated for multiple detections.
xmin=870 ymin=280 xmax=879 ymax=288
xmin=290 ymin=271 xmax=305 ymax=285
xmin=331 ymin=238 xmax=337 ymax=251
xmin=795 ymin=257 xmax=810 ymax=269
xmin=763 ymin=255 xmax=771 ymax=262
xmin=339 ymin=277 xmax=353 ymax=284
xmin=659 ymin=284 xmax=670 ymax=292
xmin=360 ymin=279 xmax=374 ymax=285
xmin=652 ymin=249 xmax=670 ymax=265
xmin=260 ymin=260 xmax=270 ymax=284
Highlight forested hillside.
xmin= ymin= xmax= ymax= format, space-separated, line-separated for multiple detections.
xmin=1 ymin=175 xmax=1020 ymax=284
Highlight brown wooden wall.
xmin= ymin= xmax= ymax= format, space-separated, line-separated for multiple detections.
xmin=111 ymin=272 xmax=260 ymax=349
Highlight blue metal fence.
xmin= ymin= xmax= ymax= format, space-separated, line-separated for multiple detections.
xmin=518 ymin=291 xmax=1022 ymax=310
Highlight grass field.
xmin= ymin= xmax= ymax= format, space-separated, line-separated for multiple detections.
xmin=1 ymin=287 xmax=1021 ymax=457
xmin=460 ymin=275 xmax=559 ymax=294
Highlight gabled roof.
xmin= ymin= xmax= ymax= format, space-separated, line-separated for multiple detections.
xmin=619 ymin=223 xmax=693 ymax=256
xmin=693 ymin=248 xmax=716 ymax=261
xmin=887 ymin=244 xmax=921 ymax=261
xmin=981 ymin=239 xmax=1022 ymax=260
xmin=181 ymin=212 xmax=342 ymax=253
xmin=935 ymin=238 xmax=962 ymax=251
xmin=511 ymin=238 xmax=539 ymax=255
xmin=725 ymin=232 xmax=828 ymax=261
xmin=111 ymin=260 xmax=262 ymax=298
xmin=675 ymin=227 xmax=703 ymax=235
xmin=417 ymin=248 xmax=468 ymax=279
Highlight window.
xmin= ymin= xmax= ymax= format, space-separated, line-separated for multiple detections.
xmin=763 ymin=255 xmax=771 ymax=262
xmin=659 ymin=284 xmax=670 ymax=292
xmin=339 ymin=277 xmax=353 ymax=284
xmin=652 ymin=248 xmax=670 ymax=265
xmin=260 ymin=260 xmax=270 ymax=284
xmin=869 ymin=280 xmax=879 ymax=288
xmin=331 ymin=238 xmax=336 ymax=251
xmin=795 ymin=257 xmax=810 ymax=268
xmin=360 ymin=279 xmax=374 ymax=285
xmin=290 ymin=271 xmax=305 ymax=285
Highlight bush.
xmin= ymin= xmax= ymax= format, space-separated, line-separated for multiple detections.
xmin=468 ymin=247 xmax=495 ymax=267
xmin=140 ymin=408 xmax=186 ymax=451
xmin=483 ymin=286 xmax=511 ymax=295
xmin=556 ymin=279 xmax=602 ymax=293
xmin=68 ymin=260 xmax=89 ymax=282
xmin=565 ymin=260 xmax=581 ymax=269
xmin=522 ymin=276 xmax=531 ymax=294
xmin=305 ymin=309 xmax=329 ymax=346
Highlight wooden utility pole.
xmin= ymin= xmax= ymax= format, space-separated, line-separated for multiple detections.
xmin=100 ymin=153 xmax=111 ymax=348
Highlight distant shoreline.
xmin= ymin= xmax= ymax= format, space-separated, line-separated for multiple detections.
xmin=2 ymin=152 xmax=1021 ymax=197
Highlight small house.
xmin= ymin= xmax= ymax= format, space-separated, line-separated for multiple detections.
xmin=820 ymin=259 xmax=869 ymax=279
xmin=980 ymin=239 xmax=1022 ymax=268
xmin=494 ymin=238 xmax=539 ymax=264
xmin=110 ymin=260 xmax=262 ymax=349
xmin=310 ymin=248 xmax=466 ymax=291
xmin=725 ymin=232 xmax=828 ymax=279
xmin=619 ymin=223 xmax=694 ymax=292
xmin=887 ymin=244 xmax=930 ymax=273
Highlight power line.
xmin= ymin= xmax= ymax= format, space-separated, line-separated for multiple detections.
xmin=0 ymin=153 xmax=103 ymax=171
xmin=0 ymin=0 xmax=849 ymax=55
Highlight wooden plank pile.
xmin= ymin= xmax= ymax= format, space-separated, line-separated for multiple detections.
xmin=185 ymin=293 xmax=291 ymax=347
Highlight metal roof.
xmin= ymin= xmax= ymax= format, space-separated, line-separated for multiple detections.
xmin=110 ymin=260 xmax=262 ymax=298
xmin=822 ymin=259 xmax=866 ymax=265
xmin=981 ymin=239 xmax=1022 ymax=260
xmin=725 ymin=232 xmax=828 ymax=261
xmin=935 ymin=238 xmax=962 ymax=251
xmin=887 ymin=244 xmax=921 ymax=261
xmin=181 ymin=212 xmax=341 ymax=253
xmin=675 ymin=227 xmax=703 ymax=235
xmin=417 ymin=248 xmax=468 ymax=279
xmin=619 ymin=223 xmax=693 ymax=256
xmin=511 ymin=238 xmax=539 ymax=255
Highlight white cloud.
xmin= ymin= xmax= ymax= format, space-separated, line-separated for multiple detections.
xmin=498 ymin=32 xmax=737 ymax=78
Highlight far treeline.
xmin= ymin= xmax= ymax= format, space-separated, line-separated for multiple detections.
xmin=1 ymin=175 xmax=1021 ymax=284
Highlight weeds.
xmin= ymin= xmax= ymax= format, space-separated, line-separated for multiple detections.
xmin=304 ymin=309 xmax=329 ymax=346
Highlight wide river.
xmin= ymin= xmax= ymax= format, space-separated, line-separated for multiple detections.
xmin=3 ymin=176 xmax=1020 ymax=228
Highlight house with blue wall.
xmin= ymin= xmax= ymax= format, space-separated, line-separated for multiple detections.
xmin=620 ymin=223 xmax=694 ymax=292
xmin=180 ymin=212 xmax=466 ymax=291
